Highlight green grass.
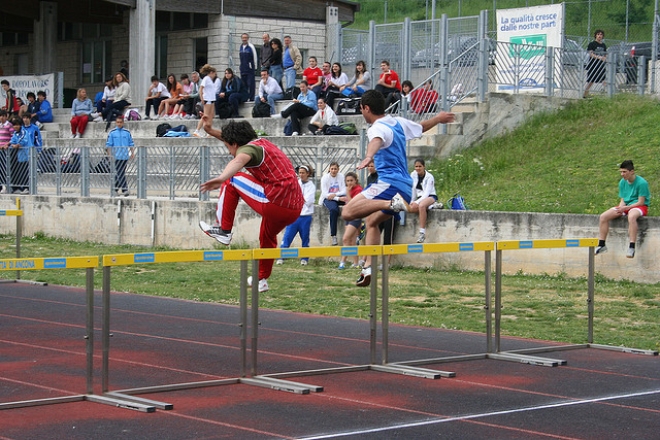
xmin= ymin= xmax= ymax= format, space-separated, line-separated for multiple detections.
xmin=430 ymin=95 xmax=660 ymax=214
xmin=1 ymin=235 xmax=659 ymax=351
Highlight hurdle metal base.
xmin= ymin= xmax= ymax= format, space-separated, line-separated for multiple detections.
xmin=589 ymin=343 xmax=658 ymax=356
xmin=371 ymin=364 xmax=454 ymax=379
xmin=241 ymin=377 xmax=323 ymax=394
xmin=104 ymin=392 xmax=173 ymax=410
xmin=488 ymin=352 xmax=567 ymax=367
xmin=86 ymin=394 xmax=156 ymax=412
xmin=0 ymin=279 xmax=48 ymax=286
xmin=0 ymin=395 xmax=85 ymax=410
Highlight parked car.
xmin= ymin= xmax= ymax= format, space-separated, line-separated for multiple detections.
xmin=411 ymin=36 xmax=496 ymax=68
xmin=562 ymin=38 xmax=588 ymax=68
xmin=610 ymin=41 xmax=657 ymax=84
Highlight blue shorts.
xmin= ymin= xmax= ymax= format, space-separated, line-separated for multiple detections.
xmin=362 ymin=181 xmax=412 ymax=216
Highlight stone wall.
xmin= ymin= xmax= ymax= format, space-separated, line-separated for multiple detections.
xmin=1 ymin=196 xmax=656 ymax=283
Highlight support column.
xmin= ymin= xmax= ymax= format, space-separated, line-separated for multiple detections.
xmin=326 ymin=6 xmax=339 ymax=63
xmin=33 ymin=2 xmax=57 ymax=75
xmin=129 ymin=0 xmax=156 ymax=110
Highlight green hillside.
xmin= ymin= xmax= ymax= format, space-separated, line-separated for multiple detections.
xmin=428 ymin=94 xmax=660 ymax=214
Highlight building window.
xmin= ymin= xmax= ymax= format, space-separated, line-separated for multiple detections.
xmin=82 ymin=40 xmax=112 ymax=84
xmin=157 ymin=35 xmax=168 ymax=80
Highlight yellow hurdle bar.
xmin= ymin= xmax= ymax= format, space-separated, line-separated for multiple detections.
xmin=102 ymin=249 xmax=252 ymax=267
xmin=0 ymin=256 xmax=98 ymax=271
xmin=496 ymin=238 xmax=598 ymax=250
xmin=383 ymin=241 xmax=495 ymax=255
xmin=0 ymin=209 xmax=22 ymax=217
xmin=253 ymin=245 xmax=383 ymax=260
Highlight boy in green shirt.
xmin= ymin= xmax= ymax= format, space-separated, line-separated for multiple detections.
xmin=596 ymin=160 xmax=650 ymax=258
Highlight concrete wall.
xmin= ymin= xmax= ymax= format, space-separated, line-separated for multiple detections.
xmin=1 ymin=196 xmax=656 ymax=283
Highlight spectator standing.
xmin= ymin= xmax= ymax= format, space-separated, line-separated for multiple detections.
xmin=584 ymin=29 xmax=607 ymax=99
xmin=409 ymin=158 xmax=438 ymax=243
xmin=260 ymin=33 xmax=273 ymax=72
xmin=308 ymin=97 xmax=339 ymax=135
xmin=239 ymin=33 xmax=258 ymax=101
xmin=269 ymin=38 xmax=284 ymax=88
xmin=254 ymin=68 xmax=284 ymax=115
xmin=34 ymin=91 xmax=53 ymax=126
xmin=272 ymin=80 xmax=317 ymax=135
xmin=144 ymin=76 xmax=169 ymax=120
xmin=375 ymin=60 xmax=401 ymax=100
xmin=105 ymin=114 xmax=135 ymax=197
xmin=198 ymin=117 xmax=304 ymax=293
xmin=319 ymin=161 xmax=346 ymax=246
xmin=0 ymin=110 xmax=14 ymax=194
xmin=10 ymin=114 xmax=42 ymax=194
xmin=341 ymin=90 xmax=454 ymax=287
xmin=276 ymin=165 xmax=316 ymax=266
xmin=193 ymin=64 xmax=219 ymax=137
xmin=595 ymin=159 xmax=650 ymax=258
xmin=1 ymin=80 xmax=20 ymax=117
xmin=337 ymin=172 xmax=364 ymax=269
xmin=303 ymin=57 xmax=324 ymax=97
xmin=282 ymin=36 xmax=303 ymax=96
xmin=70 ymin=88 xmax=93 ymax=138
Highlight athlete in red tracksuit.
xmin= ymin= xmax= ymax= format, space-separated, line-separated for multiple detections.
xmin=199 ymin=116 xmax=303 ymax=292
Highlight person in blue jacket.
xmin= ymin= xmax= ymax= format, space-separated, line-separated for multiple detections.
xmin=10 ymin=114 xmax=42 ymax=193
xmin=35 ymin=91 xmax=53 ymax=126
xmin=105 ymin=114 xmax=134 ymax=196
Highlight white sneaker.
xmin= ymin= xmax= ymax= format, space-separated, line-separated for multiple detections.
xmin=292 ymin=131 xmax=299 ymax=136
xmin=595 ymin=245 xmax=608 ymax=255
xmin=276 ymin=259 xmax=284 ymax=265
xmin=199 ymin=221 xmax=232 ymax=245
xmin=70 ymin=134 xmax=76 ymax=139
xmin=247 ymin=276 xmax=269 ymax=292
xmin=331 ymin=236 xmax=338 ymax=246
xmin=356 ymin=266 xmax=372 ymax=287
xmin=183 ymin=114 xmax=192 ymax=120
xmin=428 ymin=202 xmax=443 ymax=210
xmin=270 ymin=113 xmax=283 ymax=119
xmin=75 ymin=133 xmax=81 ymax=139
xmin=417 ymin=232 xmax=426 ymax=243
xmin=626 ymin=247 xmax=635 ymax=258
xmin=300 ymin=259 xmax=308 ymax=266
xmin=390 ymin=193 xmax=411 ymax=213
xmin=93 ymin=116 xmax=103 ymax=123
xmin=192 ymin=130 xmax=202 ymax=138
xmin=152 ymin=115 xmax=159 ymax=120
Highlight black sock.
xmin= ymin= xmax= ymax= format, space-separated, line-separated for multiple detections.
xmin=222 ymin=229 xmax=232 ymax=234
xmin=630 ymin=242 xmax=635 ymax=249
xmin=598 ymin=240 xmax=606 ymax=247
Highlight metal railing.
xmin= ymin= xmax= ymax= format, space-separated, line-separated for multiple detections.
xmin=0 ymin=142 xmax=363 ymax=200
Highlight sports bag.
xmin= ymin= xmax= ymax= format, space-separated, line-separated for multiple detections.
xmin=252 ymin=102 xmax=271 ymax=118
xmin=216 ymin=102 xmax=233 ymax=119
xmin=448 ymin=194 xmax=468 ymax=210
xmin=336 ymin=98 xmax=361 ymax=115
xmin=156 ymin=123 xmax=172 ymax=137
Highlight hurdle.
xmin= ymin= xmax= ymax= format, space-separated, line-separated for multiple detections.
xmin=0 ymin=255 xmax=99 ymax=410
xmin=0 ymin=197 xmax=23 ymax=282
xmin=493 ymin=238 xmax=658 ymax=365
xmin=374 ymin=241 xmax=495 ymax=376
xmin=99 ymin=249 xmax=256 ymax=412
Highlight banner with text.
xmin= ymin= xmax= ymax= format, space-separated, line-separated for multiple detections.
xmin=0 ymin=74 xmax=56 ymax=110
xmin=496 ymin=4 xmax=564 ymax=93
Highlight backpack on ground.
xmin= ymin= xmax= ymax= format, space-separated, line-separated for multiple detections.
xmin=252 ymin=102 xmax=271 ymax=118
xmin=124 ymin=108 xmax=141 ymax=121
xmin=335 ymin=98 xmax=361 ymax=115
xmin=324 ymin=125 xmax=350 ymax=135
xmin=216 ymin=102 xmax=233 ymax=119
xmin=156 ymin=123 xmax=172 ymax=137
xmin=285 ymin=86 xmax=301 ymax=100
xmin=338 ymin=122 xmax=357 ymax=135
xmin=448 ymin=193 xmax=468 ymax=210
xmin=283 ymin=120 xmax=293 ymax=136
